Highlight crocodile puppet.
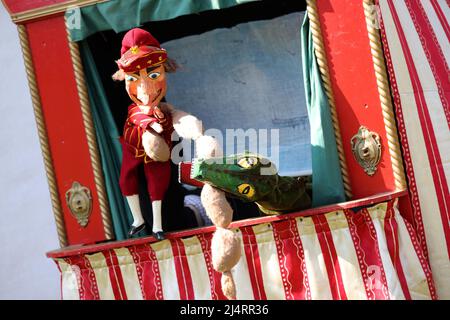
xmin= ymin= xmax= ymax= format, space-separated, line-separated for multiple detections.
xmin=179 ymin=152 xmax=312 ymax=300
xmin=189 ymin=153 xmax=312 ymax=215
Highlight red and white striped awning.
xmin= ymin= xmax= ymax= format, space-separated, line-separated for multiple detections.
xmin=54 ymin=201 xmax=435 ymax=300
xmin=378 ymin=0 xmax=450 ymax=298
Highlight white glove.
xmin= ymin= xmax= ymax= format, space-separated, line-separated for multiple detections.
xmin=142 ymin=130 xmax=170 ymax=162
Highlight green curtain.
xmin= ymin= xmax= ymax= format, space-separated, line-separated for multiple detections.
xmin=301 ymin=13 xmax=346 ymax=206
xmin=79 ymin=41 xmax=148 ymax=239
xmin=67 ymin=0 xmax=259 ymax=41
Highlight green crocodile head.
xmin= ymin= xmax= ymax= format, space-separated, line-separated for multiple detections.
xmin=191 ymin=153 xmax=278 ymax=202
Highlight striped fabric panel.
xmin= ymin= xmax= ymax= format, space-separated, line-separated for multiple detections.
xmin=240 ymin=226 xmax=268 ymax=300
xmin=56 ymin=259 xmax=80 ymax=300
xmin=57 ymin=201 xmax=433 ymax=300
xmin=111 ymin=248 xmax=143 ymax=299
xmin=251 ymin=223 xmax=285 ymax=300
xmin=378 ymin=0 xmax=450 ymax=298
xmin=72 ymin=252 xmax=107 ymax=300
xmin=424 ymin=1 xmax=450 ymax=67
xmin=180 ymin=236 xmax=212 ymax=300
xmin=272 ymin=219 xmax=311 ymax=300
xmin=151 ymin=240 xmax=180 ymax=300
xmin=366 ymin=205 xmax=406 ymax=299
xmin=404 ymin=0 xmax=450 ymax=126
xmin=231 ymin=229 xmax=255 ymax=300
xmin=396 ymin=210 xmax=437 ymax=299
xmin=128 ymin=243 xmax=164 ymax=300
xmin=381 ymin=202 xmax=412 ymax=299
xmin=296 ymin=216 xmax=333 ymax=299
xmin=169 ymin=238 xmax=195 ymax=300
xmin=197 ymin=233 xmax=228 ymax=300
xmin=311 ymin=214 xmax=348 ymax=300
xmin=327 ymin=211 xmax=369 ymax=300
xmin=102 ymin=250 xmax=128 ymax=299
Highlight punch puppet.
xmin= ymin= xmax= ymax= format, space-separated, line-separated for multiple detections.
xmin=114 ymin=28 xmax=240 ymax=299
xmin=113 ymin=28 xmax=216 ymax=240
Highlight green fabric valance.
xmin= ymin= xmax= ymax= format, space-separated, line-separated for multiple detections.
xmin=66 ymin=0 xmax=259 ymax=42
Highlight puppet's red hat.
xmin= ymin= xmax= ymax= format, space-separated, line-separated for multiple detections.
xmin=116 ymin=28 xmax=167 ymax=73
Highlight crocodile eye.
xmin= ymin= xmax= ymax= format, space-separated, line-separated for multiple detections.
xmin=237 ymin=157 xmax=258 ymax=169
xmin=237 ymin=183 xmax=255 ymax=198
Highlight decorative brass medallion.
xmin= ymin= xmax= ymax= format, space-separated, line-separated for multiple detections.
xmin=351 ymin=126 xmax=382 ymax=176
xmin=65 ymin=182 xmax=93 ymax=227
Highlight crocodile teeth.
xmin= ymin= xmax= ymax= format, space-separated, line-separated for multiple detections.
xmin=178 ymin=161 xmax=184 ymax=184
xmin=191 ymin=158 xmax=198 ymax=179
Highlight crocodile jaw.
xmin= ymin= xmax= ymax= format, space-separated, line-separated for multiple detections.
xmin=190 ymin=155 xmax=277 ymax=201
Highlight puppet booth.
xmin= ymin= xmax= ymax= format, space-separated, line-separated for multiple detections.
xmin=2 ymin=0 xmax=449 ymax=299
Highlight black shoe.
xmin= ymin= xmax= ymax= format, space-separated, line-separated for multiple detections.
xmin=152 ymin=231 xmax=165 ymax=241
xmin=128 ymin=223 xmax=146 ymax=237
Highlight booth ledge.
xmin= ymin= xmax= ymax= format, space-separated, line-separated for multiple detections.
xmin=47 ymin=189 xmax=408 ymax=259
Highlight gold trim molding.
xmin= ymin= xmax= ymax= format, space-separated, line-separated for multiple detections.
xmin=305 ymin=0 xmax=353 ymax=199
xmin=65 ymin=16 xmax=114 ymax=240
xmin=363 ymin=0 xmax=407 ymax=190
xmin=6 ymin=0 xmax=106 ymax=24
xmin=17 ymin=24 xmax=68 ymax=247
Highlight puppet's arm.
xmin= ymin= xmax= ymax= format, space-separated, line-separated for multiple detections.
xmin=139 ymin=102 xmax=207 ymax=162
xmin=170 ymin=112 xmax=240 ymax=300
xmin=159 ymin=103 xmax=224 ymax=159
xmin=129 ymin=107 xmax=169 ymax=161
xmin=159 ymin=103 xmax=203 ymax=140
xmin=157 ymin=103 xmax=239 ymax=299
xmin=129 ymin=110 xmax=163 ymax=133
xmin=142 ymin=131 xmax=170 ymax=162
xmin=160 ymin=103 xmax=226 ymax=161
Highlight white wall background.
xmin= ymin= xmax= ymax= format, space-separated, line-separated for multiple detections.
xmin=0 ymin=5 xmax=60 ymax=299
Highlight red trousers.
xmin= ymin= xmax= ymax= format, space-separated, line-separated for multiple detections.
xmin=119 ymin=143 xmax=171 ymax=201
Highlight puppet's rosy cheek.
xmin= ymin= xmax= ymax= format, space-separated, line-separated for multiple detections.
xmin=125 ymin=83 xmax=139 ymax=102
xmin=157 ymin=78 xmax=167 ymax=90
xmin=126 ymin=81 xmax=137 ymax=94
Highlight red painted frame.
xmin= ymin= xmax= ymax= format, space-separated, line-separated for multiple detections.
xmin=2 ymin=0 xmax=69 ymax=14
xmin=317 ymin=0 xmax=396 ymax=198
xmin=26 ymin=15 xmax=108 ymax=245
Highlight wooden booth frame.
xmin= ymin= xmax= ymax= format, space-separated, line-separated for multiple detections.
xmin=4 ymin=0 xmax=408 ymax=248
xmin=17 ymin=19 xmax=114 ymax=247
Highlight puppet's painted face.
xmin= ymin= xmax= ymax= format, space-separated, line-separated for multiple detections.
xmin=124 ymin=64 xmax=167 ymax=106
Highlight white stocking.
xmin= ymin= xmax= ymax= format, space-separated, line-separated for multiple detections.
xmin=126 ymin=195 xmax=145 ymax=227
xmin=152 ymin=200 xmax=163 ymax=233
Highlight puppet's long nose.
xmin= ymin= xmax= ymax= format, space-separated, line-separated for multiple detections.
xmin=137 ymin=79 xmax=157 ymax=106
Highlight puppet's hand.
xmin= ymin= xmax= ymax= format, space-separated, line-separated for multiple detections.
xmin=142 ymin=130 xmax=170 ymax=162
xmin=201 ymin=184 xmax=240 ymax=300
xmin=150 ymin=122 xmax=164 ymax=134
xmin=201 ymin=184 xmax=233 ymax=228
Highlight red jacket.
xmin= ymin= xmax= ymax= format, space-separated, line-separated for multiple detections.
xmin=121 ymin=104 xmax=174 ymax=163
